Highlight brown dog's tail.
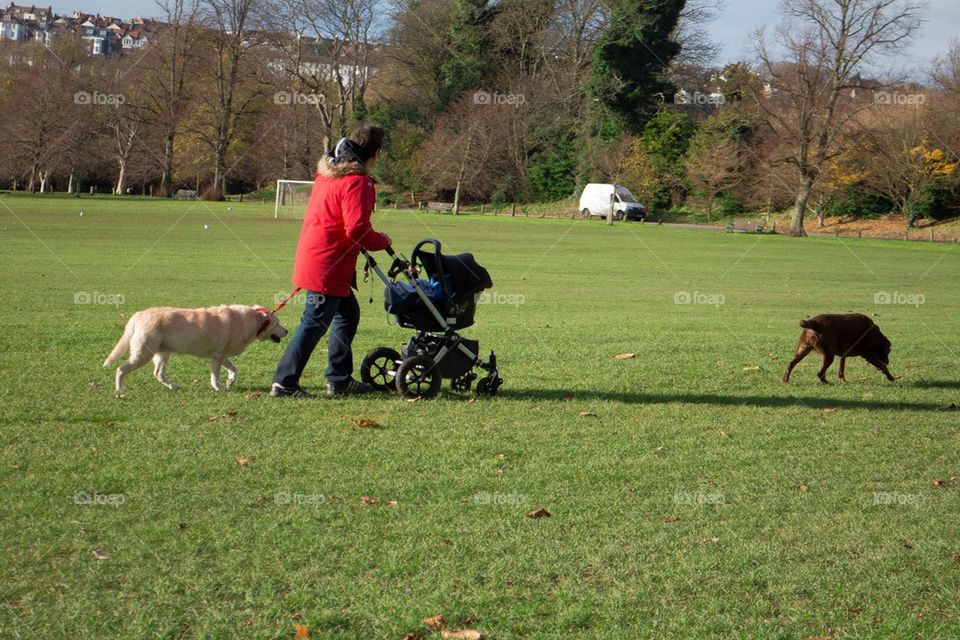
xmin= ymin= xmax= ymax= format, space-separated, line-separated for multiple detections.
xmin=799 ymin=318 xmax=822 ymax=332
xmin=103 ymin=318 xmax=135 ymax=367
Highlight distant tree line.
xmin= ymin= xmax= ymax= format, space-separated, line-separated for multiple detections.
xmin=0 ymin=0 xmax=957 ymax=232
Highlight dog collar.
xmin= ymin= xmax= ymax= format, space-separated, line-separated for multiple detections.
xmin=254 ymin=307 xmax=273 ymax=337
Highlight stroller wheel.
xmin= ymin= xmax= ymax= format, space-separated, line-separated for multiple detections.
xmin=396 ymin=356 xmax=442 ymax=399
xmin=476 ymin=374 xmax=502 ymax=396
xmin=361 ymin=347 xmax=402 ymax=391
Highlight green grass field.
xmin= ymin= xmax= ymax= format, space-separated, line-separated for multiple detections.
xmin=2 ymin=192 xmax=959 ymax=639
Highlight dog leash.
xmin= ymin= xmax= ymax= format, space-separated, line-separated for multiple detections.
xmin=272 ymin=287 xmax=301 ymax=314
xmin=254 ymin=287 xmax=301 ymax=337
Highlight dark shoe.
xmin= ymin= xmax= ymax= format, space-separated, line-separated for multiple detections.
xmin=326 ymin=378 xmax=374 ymax=397
xmin=270 ymin=383 xmax=317 ymax=399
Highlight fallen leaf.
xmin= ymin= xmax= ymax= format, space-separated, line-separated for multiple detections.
xmin=360 ymin=496 xmax=380 ymax=506
xmin=101 ymin=421 xmax=115 ymax=428
xmin=654 ymin=446 xmax=663 ymax=453
xmin=92 ymin=549 xmax=108 ymax=560
xmin=950 ymin=476 xmax=960 ymax=481
xmin=742 ymin=365 xmax=760 ymax=371
xmin=441 ymin=539 xmax=454 ymax=546
xmin=848 ymin=607 xmax=863 ymax=614
xmin=243 ymin=391 xmax=262 ymax=399
xmin=441 ymin=631 xmax=484 ymax=640
xmin=822 ymin=408 xmax=836 ymax=413
xmin=223 ymin=411 xmax=237 ymax=420
xmin=951 ymin=553 xmax=959 ymax=562
xmin=385 ymin=500 xmax=398 ymax=508
xmin=798 ymin=484 xmax=809 ymax=492
xmin=423 ymin=614 xmax=444 ymax=630
xmin=702 ymin=537 xmax=721 ymax=544
xmin=351 ymin=418 xmax=383 ymax=429
xmin=578 ymin=411 xmax=597 ymax=417
xmin=932 ymin=479 xmax=946 ymax=487
xmin=862 ymin=392 xmax=874 ymax=399
xmin=663 ymin=515 xmax=679 ymax=523
xmin=467 ymin=398 xmax=476 ymax=404
xmin=407 ymin=397 xmax=421 ymax=403
xmin=613 ymin=352 xmax=636 ymax=360
xmin=495 ymin=453 xmax=506 ymax=460
xmin=719 ymin=430 xmax=729 ymax=438
xmin=526 ymin=508 xmax=551 ymax=519
xmin=235 ymin=456 xmax=251 ymax=466
xmin=294 ymin=623 xmax=309 ymax=639
xmin=402 ymin=634 xmax=426 ymax=640
xmin=208 ymin=415 xmax=220 ymax=422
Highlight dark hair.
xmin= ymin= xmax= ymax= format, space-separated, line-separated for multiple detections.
xmin=349 ymin=123 xmax=384 ymax=162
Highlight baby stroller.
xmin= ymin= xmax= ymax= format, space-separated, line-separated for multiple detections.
xmin=360 ymin=239 xmax=503 ymax=399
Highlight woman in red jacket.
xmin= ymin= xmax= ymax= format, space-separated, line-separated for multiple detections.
xmin=271 ymin=124 xmax=392 ymax=398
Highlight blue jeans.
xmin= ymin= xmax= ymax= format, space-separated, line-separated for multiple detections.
xmin=273 ymin=291 xmax=360 ymax=388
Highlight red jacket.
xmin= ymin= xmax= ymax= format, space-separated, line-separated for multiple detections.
xmin=292 ymin=158 xmax=390 ymax=297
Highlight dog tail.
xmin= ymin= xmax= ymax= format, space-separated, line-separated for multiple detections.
xmin=103 ymin=318 xmax=134 ymax=367
xmin=799 ymin=318 xmax=822 ymax=332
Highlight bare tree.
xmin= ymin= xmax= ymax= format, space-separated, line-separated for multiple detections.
xmin=139 ymin=0 xmax=203 ymax=196
xmin=262 ymin=0 xmax=383 ymax=152
xmin=199 ymin=0 xmax=265 ymax=198
xmin=754 ymin=0 xmax=924 ymax=236
xmin=416 ymin=96 xmax=514 ymax=206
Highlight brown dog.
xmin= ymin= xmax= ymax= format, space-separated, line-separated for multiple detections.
xmin=782 ymin=313 xmax=895 ymax=383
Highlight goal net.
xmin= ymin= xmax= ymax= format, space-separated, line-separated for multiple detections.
xmin=274 ymin=179 xmax=315 ymax=219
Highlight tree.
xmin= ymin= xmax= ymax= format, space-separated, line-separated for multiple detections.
xmin=629 ymin=109 xmax=695 ymax=208
xmin=589 ymin=0 xmax=685 ymax=132
xmin=685 ymin=110 xmax=749 ymax=220
xmin=439 ymin=0 xmax=498 ymax=106
xmin=139 ymin=0 xmax=204 ymax=196
xmin=415 ymin=95 xmax=513 ymax=207
xmin=754 ymin=0 xmax=923 ymax=236
xmin=262 ymin=0 xmax=384 ymax=152
xmin=199 ymin=0 xmax=265 ymax=198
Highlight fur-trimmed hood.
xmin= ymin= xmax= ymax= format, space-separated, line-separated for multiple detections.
xmin=317 ymin=156 xmax=367 ymax=178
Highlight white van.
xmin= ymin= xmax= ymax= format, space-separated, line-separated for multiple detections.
xmin=578 ymin=184 xmax=646 ymax=220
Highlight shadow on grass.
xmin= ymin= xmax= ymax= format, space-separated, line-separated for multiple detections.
xmin=500 ymin=389 xmax=956 ymax=412
xmin=908 ymin=379 xmax=960 ymax=390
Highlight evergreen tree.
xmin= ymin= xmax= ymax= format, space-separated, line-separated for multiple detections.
xmin=589 ymin=0 xmax=685 ymax=132
xmin=439 ymin=0 xmax=499 ymax=107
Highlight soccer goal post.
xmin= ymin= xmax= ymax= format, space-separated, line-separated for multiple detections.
xmin=274 ymin=179 xmax=315 ymax=219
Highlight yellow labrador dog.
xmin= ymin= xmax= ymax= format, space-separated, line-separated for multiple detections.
xmin=103 ymin=305 xmax=288 ymax=393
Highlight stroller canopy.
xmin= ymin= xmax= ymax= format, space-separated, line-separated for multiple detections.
xmin=413 ymin=240 xmax=492 ymax=300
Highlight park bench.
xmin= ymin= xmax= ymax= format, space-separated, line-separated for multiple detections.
xmin=726 ymin=218 xmax=765 ymax=234
xmin=174 ymin=189 xmax=197 ymax=200
xmin=426 ymin=201 xmax=454 ymax=212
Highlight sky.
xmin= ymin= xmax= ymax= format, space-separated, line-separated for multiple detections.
xmin=39 ymin=0 xmax=960 ymax=72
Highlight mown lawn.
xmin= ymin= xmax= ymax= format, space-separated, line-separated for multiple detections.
xmin=1 ymin=192 xmax=959 ymax=639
